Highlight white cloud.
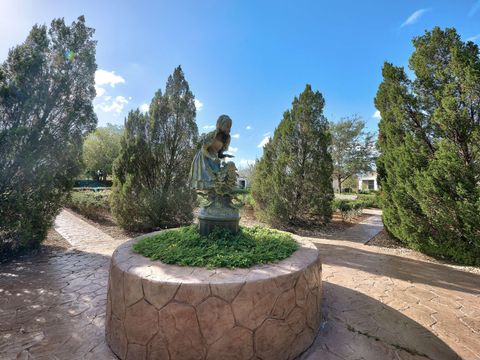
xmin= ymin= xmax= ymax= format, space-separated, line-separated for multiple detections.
xmin=257 ymin=135 xmax=271 ymax=148
xmin=95 ymin=69 xmax=125 ymax=87
xmin=239 ymin=159 xmax=255 ymax=167
xmin=95 ymin=85 xmax=106 ymax=98
xmin=140 ymin=103 xmax=149 ymax=113
xmin=203 ymin=125 xmax=215 ymax=130
xmin=94 ymin=69 xmax=125 ymax=100
xmin=96 ymin=96 xmax=129 ymax=113
xmin=195 ymin=99 xmax=203 ymax=111
xmin=246 ymin=125 xmax=252 ymax=130
xmin=467 ymin=33 xmax=480 ymax=42
xmin=232 ymin=133 xmax=240 ymax=139
xmin=373 ymin=110 xmax=381 ymax=119
xmin=401 ymin=9 xmax=429 ymax=27
xmin=228 ymin=147 xmax=238 ymax=153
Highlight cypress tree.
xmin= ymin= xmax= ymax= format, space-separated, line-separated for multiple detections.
xmin=376 ymin=27 xmax=480 ymax=265
xmin=0 ymin=17 xmax=97 ymax=258
xmin=252 ymin=84 xmax=334 ymax=226
xmin=111 ymin=66 xmax=198 ymax=231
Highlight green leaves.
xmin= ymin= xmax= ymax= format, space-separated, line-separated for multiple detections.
xmin=110 ymin=66 xmax=198 ymax=231
xmin=0 ymin=17 xmax=97 ymax=258
xmin=330 ymin=116 xmax=376 ymax=192
xmin=376 ymin=27 xmax=480 ymax=265
xmin=252 ymin=84 xmax=334 ymax=226
xmin=133 ymin=225 xmax=298 ymax=269
xmin=83 ymin=124 xmax=123 ymax=179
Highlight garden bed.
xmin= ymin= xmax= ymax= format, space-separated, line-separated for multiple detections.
xmin=133 ymin=225 xmax=297 ymax=268
xmin=106 ymin=230 xmax=322 ymax=360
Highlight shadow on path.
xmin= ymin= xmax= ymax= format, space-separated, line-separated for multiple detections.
xmin=301 ymin=282 xmax=461 ymax=360
xmin=0 ymin=247 xmax=116 ymax=359
xmin=316 ymin=243 xmax=480 ymax=295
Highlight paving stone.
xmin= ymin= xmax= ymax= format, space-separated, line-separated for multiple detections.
xmin=175 ymin=283 xmax=211 ymax=305
xmin=271 ymin=288 xmax=296 ymax=319
xmin=286 ymin=306 xmax=307 ymax=335
xmin=206 ymin=326 xmax=253 ymax=360
xmin=294 ymin=274 xmax=308 ymax=308
xmin=157 ymin=302 xmax=205 ymax=360
xmin=289 ymin=328 xmax=315 ymax=360
xmin=142 ymin=279 xmax=179 ymax=310
xmin=255 ymin=318 xmax=295 ymax=360
xmin=305 ymin=289 xmax=320 ymax=330
xmin=210 ymin=282 xmax=244 ymax=302
xmin=197 ymin=297 xmax=235 ymax=345
xmin=126 ymin=343 xmax=146 ymax=360
xmin=108 ymin=314 xmax=127 ymax=359
xmin=124 ymin=299 xmax=158 ymax=345
xmin=109 ymin=261 xmax=125 ymax=319
xmin=146 ymin=331 xmax=170 ymax=359
xmin=124 ymin=271 xmax=144 ymax=307
xmin=231 ymin=280 xmax=280 ymax=330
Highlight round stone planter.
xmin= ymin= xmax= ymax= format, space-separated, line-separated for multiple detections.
xmin=105 ymin=231 xmax=322 ymax=360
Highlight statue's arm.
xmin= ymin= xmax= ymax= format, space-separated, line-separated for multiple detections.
xmin=218 ymin=134 xmax=233 ymax=158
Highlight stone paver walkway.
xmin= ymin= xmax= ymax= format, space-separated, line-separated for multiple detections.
xmin=301 ymin=211 xmax=480 ymax=360
xmin=54 ymin=209 xmax=124 ymax=255
xmin=0 ymin=209 xmax=479 ymax=359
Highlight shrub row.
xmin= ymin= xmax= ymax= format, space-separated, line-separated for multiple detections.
xmin=65 ymin=190 xmax=111 ymax=221
xmin=332 ymin=194 xmax=380 ymax=221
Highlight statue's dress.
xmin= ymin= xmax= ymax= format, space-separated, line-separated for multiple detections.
xmin=189 ymin=130 xmax=230 ymax=191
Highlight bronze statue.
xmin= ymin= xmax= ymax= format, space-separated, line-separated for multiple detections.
xmin=189 ymin=115 xmax=237 ymax=196
xmin=189 ymin=115 xmax=241 ymax=235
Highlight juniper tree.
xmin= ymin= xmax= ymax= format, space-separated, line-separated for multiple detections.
xmin=111 ymin=66 xmax=198 ymax=231
xmin=0 ymin=16 xmax=97 ymax=258
xmin=376 ymin=27 xmax=480 ymax=265
xmin=252 ymin=85 xmax=334 ymax=226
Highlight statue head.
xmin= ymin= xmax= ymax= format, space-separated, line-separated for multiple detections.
xmin=216 ymin=115 xmax=232 ymax=134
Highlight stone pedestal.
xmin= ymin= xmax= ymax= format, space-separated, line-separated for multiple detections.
xmin=197 ymin=195 xmax=240 ymax=236
xmin=106 ymin=231 xmax=322 ymax=360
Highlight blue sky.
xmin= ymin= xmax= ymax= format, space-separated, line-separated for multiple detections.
xmin=1 ymin=1 xmax=480 ymax=167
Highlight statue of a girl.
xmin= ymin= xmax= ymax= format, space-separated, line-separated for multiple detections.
xmin=189 ymin=115 xmax=240 ymax=235
xmin=189 ymin=114 xmax=236 ymax=193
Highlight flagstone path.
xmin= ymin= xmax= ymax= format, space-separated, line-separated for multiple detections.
xmin=0 ymin=209 xmax=478 ymax=359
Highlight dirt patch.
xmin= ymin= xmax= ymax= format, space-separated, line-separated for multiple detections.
xmin=365 ymin=229 xmax=404 ymax=249
xmin=42 ymin=228 xmax=71 ymax=251
xmin=240 ymin=209 xmax=369 ymax=239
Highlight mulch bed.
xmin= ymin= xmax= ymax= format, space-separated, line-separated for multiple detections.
xmin=365 ymin=229 xmax=404 ymax=248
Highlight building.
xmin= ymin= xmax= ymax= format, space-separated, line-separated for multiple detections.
xmin=358 ymin=172 xmax=378 ymax=191
xmin=237 ymin=177 xmax=248 ymax=189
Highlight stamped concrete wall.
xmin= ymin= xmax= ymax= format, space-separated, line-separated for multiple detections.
xmin=106 ymin=232 xmax=322 ymax=360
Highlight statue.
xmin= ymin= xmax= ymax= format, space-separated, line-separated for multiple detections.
xmin=189 ymin=115 xmax=241 ymax=235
